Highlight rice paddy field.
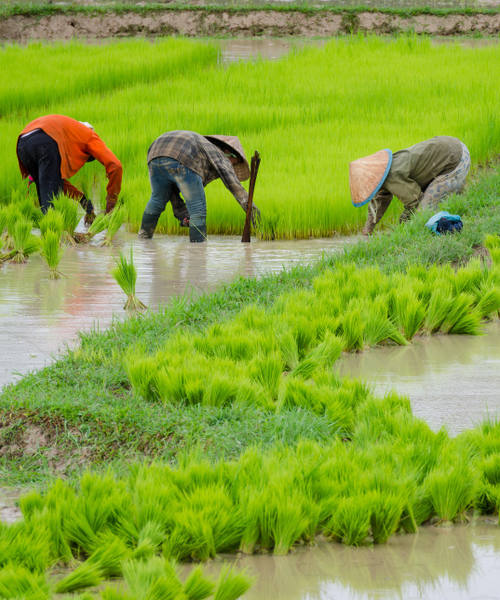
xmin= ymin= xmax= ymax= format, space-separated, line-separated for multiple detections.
xmin=1 ymin=35 xmax=499 ymax=238
xmin=2 ymin=25 xmax=500 ymax=600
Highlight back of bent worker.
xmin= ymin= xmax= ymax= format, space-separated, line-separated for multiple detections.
xmin=17 ymin=114 xmax=122 ymax=217
xmin=140 ymin=130 xmax=254 ymax=243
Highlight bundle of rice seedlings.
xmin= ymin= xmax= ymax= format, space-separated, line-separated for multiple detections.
xmin=132 ymin=521 xmax=165 ymax=560
xmin=250 ymin=352 xmax=283 ymax=401
xmin=54 ymin=534 xmax=129 ymax=593
xmin=290 ymin=333 xmax=343 ymax=379
xmin=423 ymin=284 xmax=454 ymax=334
xmin=52 ymin=195 xmax=79 ymax=245
xmin=9 ymin=218 xmax=40 ymax=263
xmin=340 ymin=309 xmax=364 ymax=352
xmin=213 ymin=567 xmax=253 ymax=600
xmin=183 ymin=566 xmax=215 ymax=600
xmin=112 ymin=248 xmax=147 ymax=311
xmin=104 ymin=206 xmax=126 ymax=245
xmin=88 ymin=212 xmax=109 ymax=236
xmin=325 ymin=496 xmax=371 ymax=546
xmin=391 ymin=291 xmax=426 ymax=341
xmin=41 ymin=230 xmax=64 ymax=279
xmin=475 ymin=284 xmax=500 ymax=319
xmin=203 ymin=374 xmax=239 ymax=407
xmin=3 ymin=205 xmax=23 ymax=250
xmin=39 ymin=209 xmax=64 ymax=237
xmin=440 ymin=293 xmax=482 ymax=335
xmin=269 ymin=492 xmax=311 ymax=555
xmin=368 ymin=491 xmax=405 ymax=544
xmin=0 ymin=565 xmax=49 ymax=600
xmin=426 ymin=465 xmax=475 ymax=522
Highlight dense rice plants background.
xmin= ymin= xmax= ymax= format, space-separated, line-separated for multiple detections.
xmin=1 ymin=36 xmax=498 ymax=237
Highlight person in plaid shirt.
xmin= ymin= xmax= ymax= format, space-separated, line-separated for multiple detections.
xmin=139 ymin=130 xmax=259 ymax=242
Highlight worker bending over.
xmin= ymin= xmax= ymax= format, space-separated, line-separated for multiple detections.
xmin=139 ymin=130 xmax=259 ymax=242
xmin=17 ymin=114 xmax=122 ymax=223
xmin=349 ymin=136 xmax=470 ymax=235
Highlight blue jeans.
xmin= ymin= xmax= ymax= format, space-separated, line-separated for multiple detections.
xmin=144 ymin=157 xmax=206 ymax=229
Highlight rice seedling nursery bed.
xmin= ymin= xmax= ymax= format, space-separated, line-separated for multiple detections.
xmin=1 ymin=165 xmax=500 ymax=599
xmin=1 ymin=36 xmax=499 ymax=238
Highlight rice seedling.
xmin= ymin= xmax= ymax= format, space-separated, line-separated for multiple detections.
xmin=183 ymin=566 xmax=215 ymax=600
xmin=368 ymin=491 xmax=405 ymax=544
xmin=104 ymin=206 xmax=126 ymax=246
xmin=41 ymin=229 xmax=64 ymax=279
xmin=51 ymin=195 xmax=79 ymax=245
xmin=0 ymin=565 xmax=49 ymax=600
xmin=7 ymin=218 xmax=40 ymax=263
xmin=213 ymin=567 xmax=253 ymax=600
xmin=340 ymin=309 xmax=364 ymax=352
xmin=390 ymin=290 xmax=425 ymax=341
xmin=426 ymin=465 xmax=476 ymax=522
xmin=439 ymin=293 xmax=482 ymax=335
xmin=39 ymin=209 xmax=64 ymax=237
xmin=325 ymin=496 xmax=372 ymax=546
xmin=112 ymin=248 xmax=147 ymax=311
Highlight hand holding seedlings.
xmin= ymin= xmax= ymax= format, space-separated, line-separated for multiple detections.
xmin=16 ymin=115 xmax=122 ymax=218
xmin=349 ymin=136 xmax=470 ymax=234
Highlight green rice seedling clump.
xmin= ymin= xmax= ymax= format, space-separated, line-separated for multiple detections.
xmin=51 ymin=195 xmax=79 ymax=245
xmin=41 ymin=229 xmax=64 ymax=279
xmin=39 ymin=209 xmax=64 ymax=237
xmin=8 ymin=218 xmax=40 ymax=263
xmin=112 ymin=248 xmax=147 ymax=311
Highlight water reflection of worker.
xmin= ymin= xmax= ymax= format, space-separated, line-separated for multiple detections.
xmin=16 ymin=114 xmax=122 ymax=224
xmin=349 ymin=136 xmax=470 ymax=235
xmin=138 ymin=130 xmax=260 ymax=242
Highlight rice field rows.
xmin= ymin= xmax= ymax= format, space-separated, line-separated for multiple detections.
xmin=1 ymin=36 xmax=499 ymax=237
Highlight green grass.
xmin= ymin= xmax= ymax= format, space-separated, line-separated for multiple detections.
xmin=1 ymin=1 xmax=498 ymax=19
xmin=1 ymin=37 xmax=499 ymax=237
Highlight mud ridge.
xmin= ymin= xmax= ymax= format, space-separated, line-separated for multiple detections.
xmin=1 ymin=10 xmax=500 ymax=41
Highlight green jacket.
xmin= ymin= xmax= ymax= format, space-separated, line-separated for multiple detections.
xmin=365 ymin=136 xmax=463 ymax=232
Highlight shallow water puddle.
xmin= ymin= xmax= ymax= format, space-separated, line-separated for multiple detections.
xmin=192 ymin=520 xmax=500 ymax=600
xmin=337 ymin=321 xmax=500 ymax=436
xmin=0 ymin=233 xmax=353 ymax=388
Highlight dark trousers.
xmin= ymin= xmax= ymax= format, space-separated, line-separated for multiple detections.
xmin=17 ymin=130 xmax=64 ymax=214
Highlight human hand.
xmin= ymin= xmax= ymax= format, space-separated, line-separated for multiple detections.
xmin=251 ymin=205 xmax=261 ymax=228
xmin=105 ymin=195 xmax=117 ymax=214
xmin=84 ymin=211 xmax=96 ymax=226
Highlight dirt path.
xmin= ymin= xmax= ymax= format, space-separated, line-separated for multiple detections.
xmin=1 ymin=10 xmax=499 ymax=41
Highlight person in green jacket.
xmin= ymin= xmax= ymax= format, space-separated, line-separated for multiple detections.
xmin=349 ymin=136 xmax=470 ymax=235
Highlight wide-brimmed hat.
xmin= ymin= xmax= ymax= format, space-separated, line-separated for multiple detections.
xmin=349 ymin=149 xmax=393 ymax=207
xmin=204 ymin=135 xmax=250 ymax=181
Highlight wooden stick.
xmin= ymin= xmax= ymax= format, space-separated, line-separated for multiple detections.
xmin=242 ymin=151 xmax=261 ymax=243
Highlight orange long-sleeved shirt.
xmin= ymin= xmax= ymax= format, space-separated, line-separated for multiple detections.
xmin=18 ymin=114 xmax=122 ymax=200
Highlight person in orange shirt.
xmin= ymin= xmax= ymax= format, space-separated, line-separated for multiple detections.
xmin=16 ymin=114 xmax=122 ymax=223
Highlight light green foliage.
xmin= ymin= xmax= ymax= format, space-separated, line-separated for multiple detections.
xmin=426 ymin=464 xmax=476 ymax=522
xmin=10 ymin=218 xmax=40 ymax=263
xmin=213 ymin=567 xmax=253 ymax=600
xmin=51 ymin=195 xmax=79 ymax=243
xmin=39 ymin=210 xmax=64 ymax=237
xmin=1 ymin=37 xmax=498 ymax=237
xmin=112 ymin=248 xmax=146 ymax=311
xmin=0 ymin=565 xmax=49 ymax=600
xmin=41 ymin=230 xmax=64 ymax=278
xmin=104 ymin=206 xmax=126 ymax=245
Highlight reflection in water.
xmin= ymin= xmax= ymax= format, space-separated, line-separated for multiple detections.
xmin=0 ymin=233 xmax=354 ymax=388
xmin=189 ymin=521 xmax=500 ymax=600
xmin=337 ymin=323 xmax=500 ymax=436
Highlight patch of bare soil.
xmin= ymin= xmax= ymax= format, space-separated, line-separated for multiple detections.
xmin=0 ymin=10 xmax=499 ymax=41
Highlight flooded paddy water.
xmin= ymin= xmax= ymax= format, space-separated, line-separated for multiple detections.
xmin=0 ymin=232 xmax=355 ymax=388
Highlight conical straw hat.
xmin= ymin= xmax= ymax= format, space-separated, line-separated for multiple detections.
xmin=349 ymin=149 xmax=392 ymax=207
xmin=204 ymin=135 xmax=250 ymax=181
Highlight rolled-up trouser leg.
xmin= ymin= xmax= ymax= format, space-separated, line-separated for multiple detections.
xmin=419 ymin=142 xmax=471 ymax=212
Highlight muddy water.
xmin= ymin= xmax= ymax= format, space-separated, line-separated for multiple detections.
xmin=218 ymin=36 xmax=499 ymax=64
xmin=337 ymin=322 xmax=500 ymax=436
xmin=0 ymin=233 xmax=354 ymax=388
xmin=193 ymin=520 xmax=500 ymax=600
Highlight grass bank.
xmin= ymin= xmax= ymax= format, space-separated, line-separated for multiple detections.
xmin=2 ymin=1 xmax=499 ymax=19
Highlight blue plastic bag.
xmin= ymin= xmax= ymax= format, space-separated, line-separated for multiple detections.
xmin=425 ymin=211 xmax=463 ymax=235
